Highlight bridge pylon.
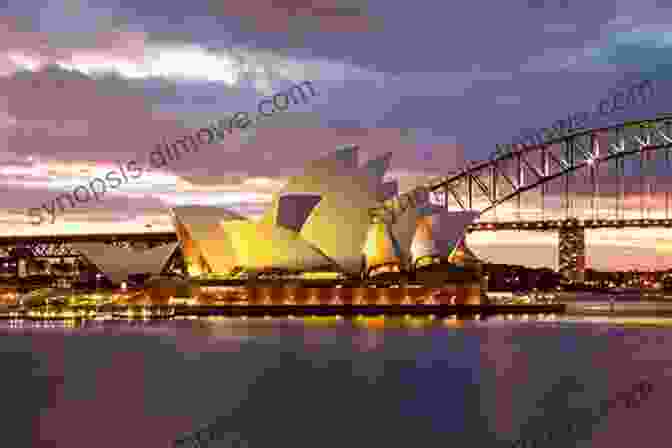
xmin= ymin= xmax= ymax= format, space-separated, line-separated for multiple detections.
xmin=558 ymin=219 xmax=585 ymax=282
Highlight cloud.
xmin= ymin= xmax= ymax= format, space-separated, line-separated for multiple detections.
xmin=0 ymin=17 xmax=350 ymax=94
xmin=519 ymin=45 xmax=619 ymax=73
xmin=587 ymin=39 xmax=672 ymax=81
xmin=543 ymin=23 xmax=577 ymax=33
xmin=523 ymin=14 xmax=672 ymax=74
xmin=495 ymin=95 xmax=521 ymax=106
xmin=389 ymin=68 xmax=513 ymax=97
xmin=205 ymin=0 xmax=379 ymax=33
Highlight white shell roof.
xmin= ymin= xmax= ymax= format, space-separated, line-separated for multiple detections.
xmin=410 ymin=210 xmax=480 ymax=261
xmin=170 ymin=206 xmax=247 ymax=274
xmin=217 ymin=221 xmax=335 ymax=271
xmin=260 ymin=149 xmax=394 ymax=273
xmin=72 ymin=242 xmax=179 ymax=284
xmin=363 ymin=222 xmax=401 ymax=269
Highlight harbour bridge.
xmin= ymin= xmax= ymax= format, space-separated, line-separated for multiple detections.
xmin=370 ymin=114 xmax=672 ymax=281
xmin=5 ymin=115 xmax=672 ymax=282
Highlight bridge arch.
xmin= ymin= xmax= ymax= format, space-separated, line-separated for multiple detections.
xmin=369 ymin=115 xmax=672 ymax=279
xmin=426 ymin=115 xmax=672 ymax=217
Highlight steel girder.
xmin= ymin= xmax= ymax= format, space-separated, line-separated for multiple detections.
xmin=468 ymin=218 xmax=672 ymax=231
xmin=0 ymin=232 xmax=176 ymax=246
xmin=370 ymin=115 xmax=672 ymax=223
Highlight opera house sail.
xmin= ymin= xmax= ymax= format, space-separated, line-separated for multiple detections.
xmin=72 ymin=242 xmax=179 ymax=284
xmin=169 ymin=206 xmax=245 ymax=276
xmin=410 ymin=210 xmax=481 ymax=268
xmin=363 ymin=222 xmax=402 ymax=276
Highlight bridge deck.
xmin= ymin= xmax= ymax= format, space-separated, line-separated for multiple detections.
xmin=0 ymin=232 xmax=177 ymax=244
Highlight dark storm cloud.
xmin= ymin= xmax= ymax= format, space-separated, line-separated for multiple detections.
xmin=494 ymin=79 xmax=656 ymax=158
xmin=590 ymin=41 xmax=672 ymax=82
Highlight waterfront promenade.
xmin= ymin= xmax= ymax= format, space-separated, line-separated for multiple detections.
xmin=0 ymin=303 xmax=565 ymax=320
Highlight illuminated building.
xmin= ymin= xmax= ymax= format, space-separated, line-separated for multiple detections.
xmin=169 ymin=145 xmax=481 ymax=280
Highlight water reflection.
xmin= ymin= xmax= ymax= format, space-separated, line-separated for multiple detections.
xmin=3 ymin=313 xmax=672 ymax=447
xmin=1 ymin=311 xmax=659 ymax=332
xmin=353 ymin=328 xmax=385 ymax=352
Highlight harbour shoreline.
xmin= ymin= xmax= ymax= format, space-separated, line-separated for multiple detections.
xmin=0 ymin=303 xmax=565 ymax=320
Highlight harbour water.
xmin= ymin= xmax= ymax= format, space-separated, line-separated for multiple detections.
xmin=4 ymin=306 xmax=671 ymax=447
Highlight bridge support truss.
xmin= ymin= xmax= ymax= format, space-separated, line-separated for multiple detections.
xmin=557 ymin=222 xmax=585 ymax=282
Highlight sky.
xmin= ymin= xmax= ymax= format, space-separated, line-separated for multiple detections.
xmin=1 ymin=0 xmax=672 ymax=270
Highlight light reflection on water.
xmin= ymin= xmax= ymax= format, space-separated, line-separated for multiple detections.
xmin=1 ymin=314 xmax=671 ymax=448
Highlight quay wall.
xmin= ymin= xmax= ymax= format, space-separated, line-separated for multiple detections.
xmin=192 ymin=282 xmax=483 ymax=305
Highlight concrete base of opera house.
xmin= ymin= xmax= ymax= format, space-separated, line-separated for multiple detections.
xmin=165 ymin=282 xmax=485 ymax=306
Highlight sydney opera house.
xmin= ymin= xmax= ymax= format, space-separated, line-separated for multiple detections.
xmin=74 ymin=145 xmax=486 ymax=304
